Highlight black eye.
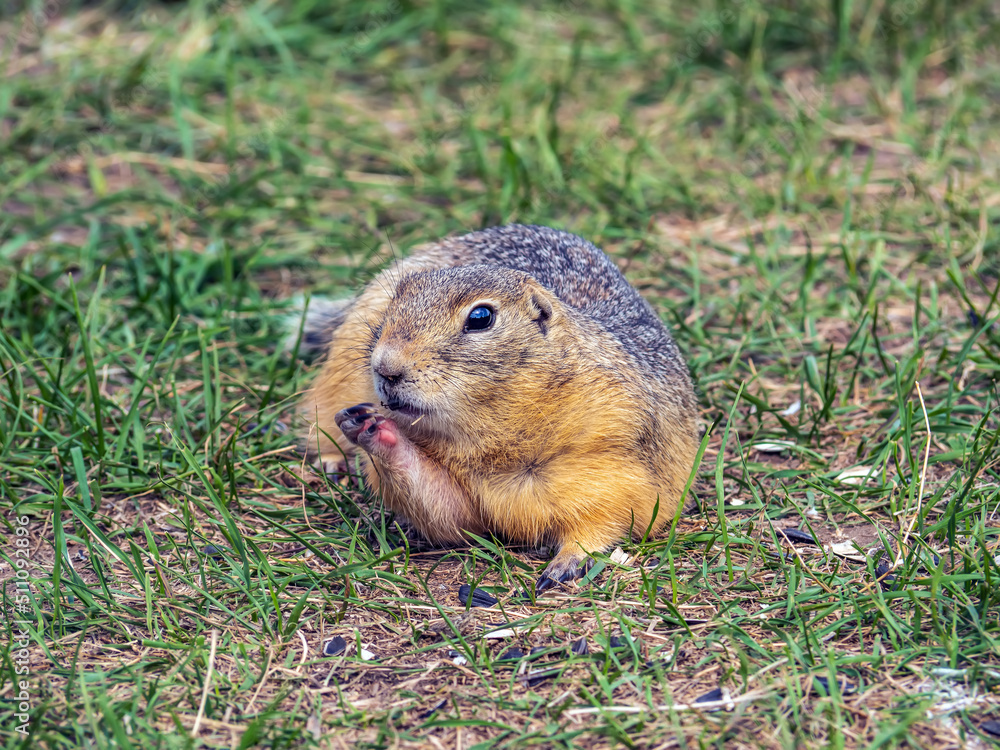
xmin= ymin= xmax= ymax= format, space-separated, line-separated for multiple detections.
xmin=464 ymin=305 xmax=494 ymax=332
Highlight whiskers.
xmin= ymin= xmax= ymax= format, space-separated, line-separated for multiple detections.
xmin=356 ymin=227 xmax=406 ymax=304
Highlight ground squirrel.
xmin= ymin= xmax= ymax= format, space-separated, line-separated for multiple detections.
xmin=298 ymin=224 xmax=698 ymax=592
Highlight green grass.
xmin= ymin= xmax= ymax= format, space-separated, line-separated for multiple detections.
xmin=1 ymin=0 xmax=999 ymax=747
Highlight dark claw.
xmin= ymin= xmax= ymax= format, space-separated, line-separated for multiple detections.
xmin=535 ymin=554 xmax=596 ymax=594
xmin=535 ymin=574 xmax=559 ymax=593
xmin=334 ymin=403 xmax=377 ymax=427
xmin=558 ymin=566 xmax=579 ymax=582
xmin=537 ymin=566 xmax=578 ymax=592
xmin=344 ymin=403 xmax=376 ymax=416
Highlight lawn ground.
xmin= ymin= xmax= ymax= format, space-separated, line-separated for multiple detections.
xmin=1 ymin=1 xmax=999 ymax=748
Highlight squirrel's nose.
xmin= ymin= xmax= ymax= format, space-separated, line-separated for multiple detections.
xmin=374 ymin=361 xmax=404 ymax=384
xmin=372 ymin=350 xmax=408 ymax=386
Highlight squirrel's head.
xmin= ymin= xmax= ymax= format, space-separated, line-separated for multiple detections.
xmin=367 ymin=265 xmax=562 ymax=438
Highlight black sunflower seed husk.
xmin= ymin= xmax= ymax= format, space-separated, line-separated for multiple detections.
xmin=695 ymin=688 xmax=725 ymax=704
xmin=457 ymin=584 xmax=498 ymax=608
xmin=980 ymin=720 xmax=1000 ymax=738
xmin=499 ymin=648 xmax=525 ymax=661
xmin=526 ymin=669 xmax=558 ymax=687
xmin=418 ymin=699 xmax=447 ymax=720
xmin=873 ymin=559 xmax=898 ymax=591
xmin=778 ymin=528 xmax=818 ymax=545
xmin=322 ymin=636 xmax=347 ymax=657
xmin=811 ymin=675 xmax=856 ymax=696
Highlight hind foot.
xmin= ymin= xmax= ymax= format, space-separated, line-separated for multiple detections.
xmin=535 ymin=551 xmax=595 ymax=593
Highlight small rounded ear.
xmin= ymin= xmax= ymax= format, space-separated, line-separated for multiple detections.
xmin=528 ymin=285 xmax=555 ymax=334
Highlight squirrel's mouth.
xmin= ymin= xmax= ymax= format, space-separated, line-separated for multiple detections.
xmin=383 ymin=399 xmax=423 ymax=419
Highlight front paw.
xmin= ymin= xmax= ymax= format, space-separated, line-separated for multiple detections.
xmin=334 ymin=403 xmax=399 ymax=456
xmin=334 ymin=403 xmax=378 ymax=443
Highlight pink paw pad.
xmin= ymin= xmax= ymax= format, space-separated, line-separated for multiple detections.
xmin=360 ymin=414 xmax=398 ymax=450
xmin=334 ymin=403 xmax=399 ymax=455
